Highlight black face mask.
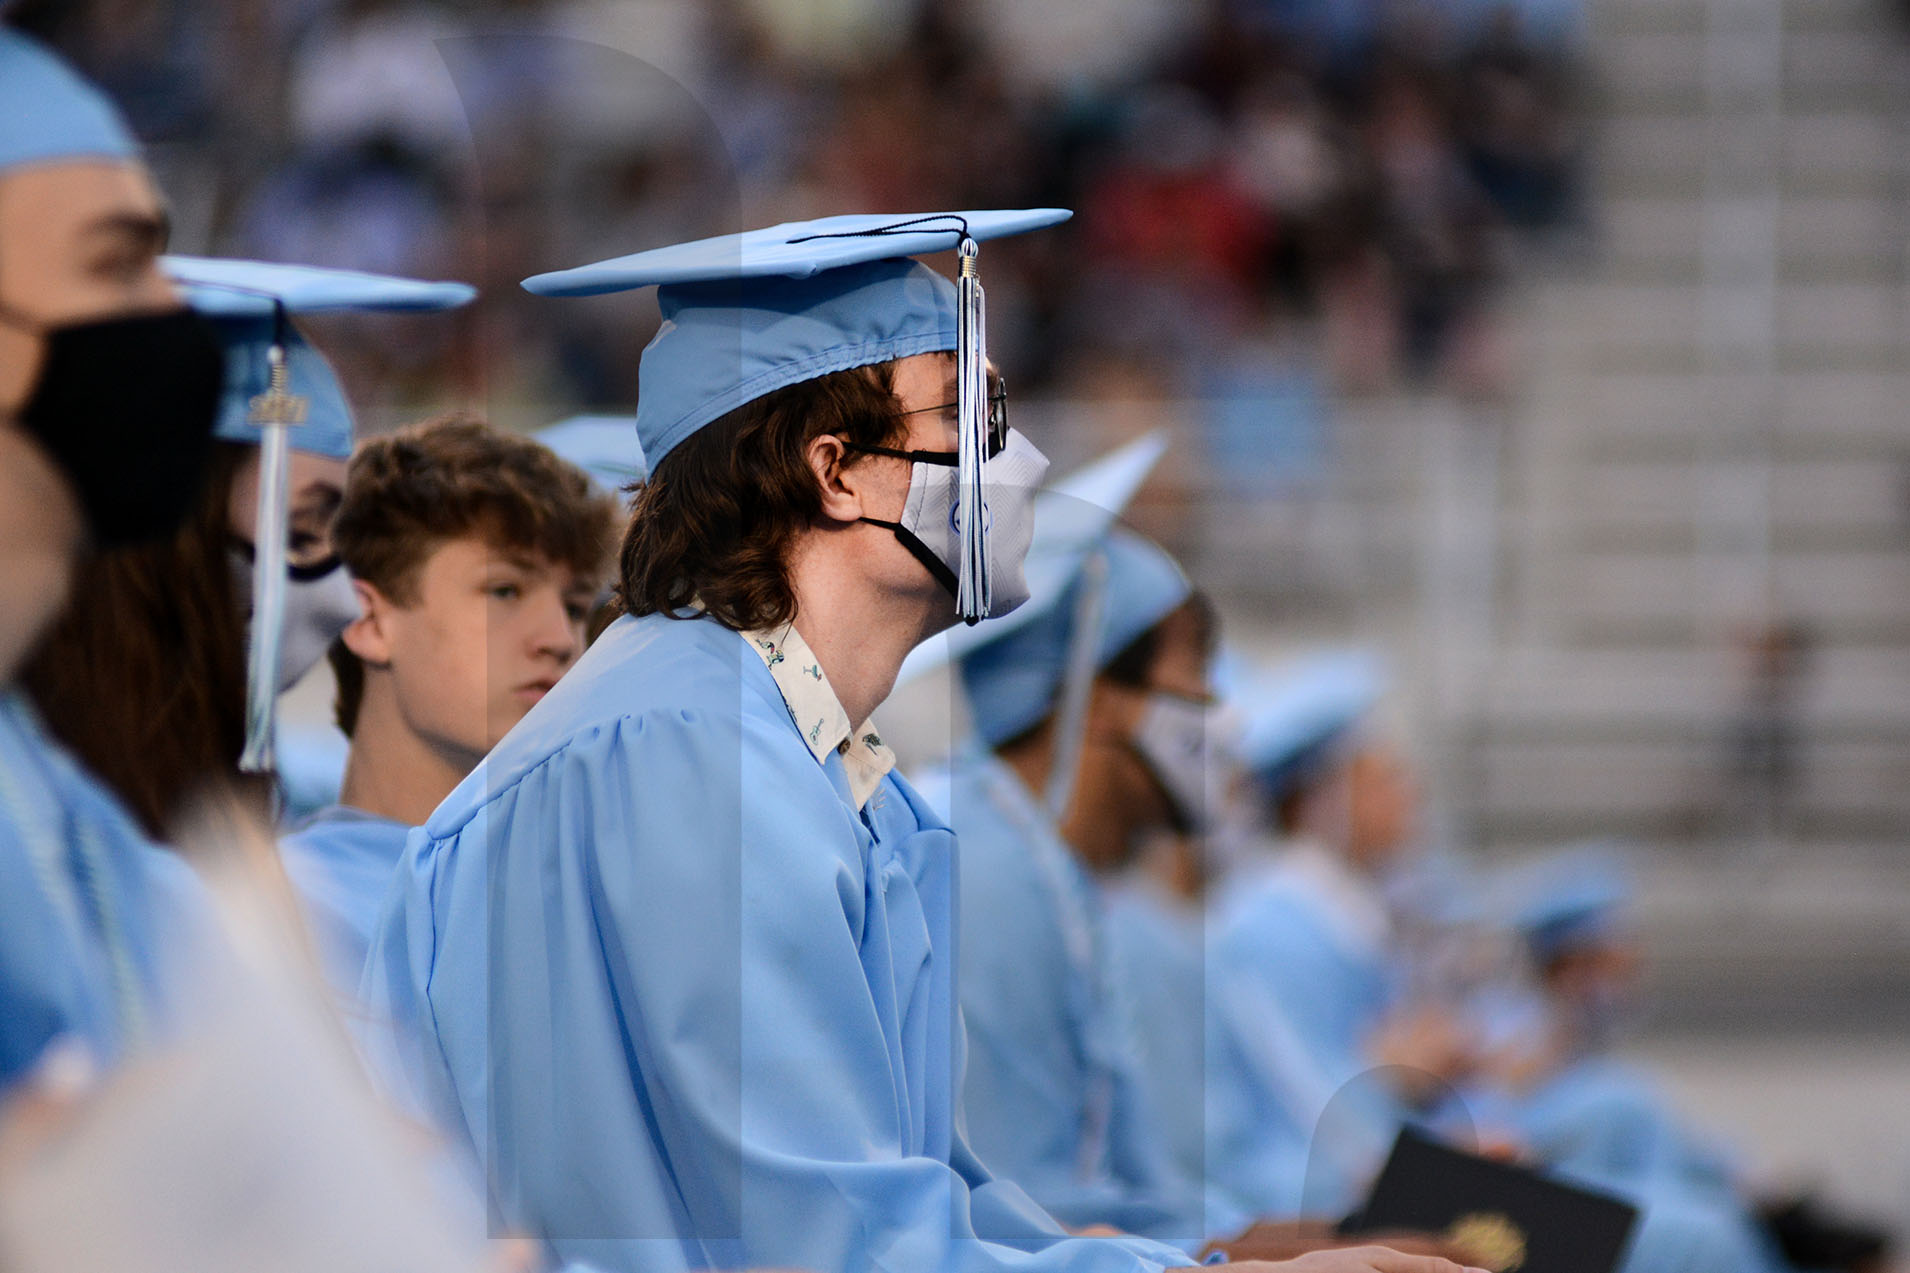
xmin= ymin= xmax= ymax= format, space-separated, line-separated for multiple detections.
xmin=1 ymin=305 xmax=226 ymax=548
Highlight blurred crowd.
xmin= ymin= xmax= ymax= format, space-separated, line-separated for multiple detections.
xmin=15 ymin=0 xmax=1589 ymax=417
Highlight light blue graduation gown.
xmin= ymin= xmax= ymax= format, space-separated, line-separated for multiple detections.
xmin=1465 ymin=1057 xmax=1736 ymax=1198
xmin=919 ymin=745 xmax=1224 ymax=1247
xmin=0 ymin=689 xmax=200 ymax=1092
xmin=1102 ymin=876 xmax=1311 ymax=1226
xmin=362 ymin=614 xmax=1194 ymax=1273
xmin=279 ymin=804 xmax=410 ymax=999
xmin=1203 ymin=849 xmax=1406 ymax=1218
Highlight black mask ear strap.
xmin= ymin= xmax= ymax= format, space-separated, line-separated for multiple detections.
xmin=860 ymin=517 xmax=958 ymax=597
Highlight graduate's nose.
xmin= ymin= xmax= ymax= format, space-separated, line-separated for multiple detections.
xmin=530 ymin=590 xmax=581 ymax=663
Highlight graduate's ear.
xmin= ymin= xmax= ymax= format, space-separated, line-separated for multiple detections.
xmin=807 ymin=432 xmax=866 ymax=526
xmin=339 ymin=579 xmax=394 ymax=667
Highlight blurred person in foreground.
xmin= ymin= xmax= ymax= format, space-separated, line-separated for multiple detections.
xmin=0 ymin=24 xmax=225 ymax=1093
xmin=0 ymin=33 xmax=565 ymax=1270
xmin=20 ymin=257 xmax=474 ymax=843
xmin=360 ymin=203 xmax=1483 ymax=1273
xmin=281 ymin=415 xmax=616 ymax=996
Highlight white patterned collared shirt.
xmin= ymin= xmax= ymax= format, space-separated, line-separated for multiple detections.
xmin=742 ymin=623 xmax=897 ymax=811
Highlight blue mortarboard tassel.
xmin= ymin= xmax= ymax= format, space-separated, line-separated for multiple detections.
xmin=237 ymin=313 xmax=311 ymax=776
xmin=955 ymin=237 xmax=990 ymax=623
xmin=1043 ymin=548 xmax=1109 ymax=816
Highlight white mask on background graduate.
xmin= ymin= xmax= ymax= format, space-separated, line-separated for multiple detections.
xmin=862 ymin=427 xmax=1050 ymax=619
xmin=228 ymin=544 xmax=360 ymax=693
xmin=1130 ymin=690 xmax=1225 ymax=835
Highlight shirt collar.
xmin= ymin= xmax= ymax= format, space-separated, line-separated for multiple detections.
xmin=742 ymin=622 xmax=896 ymax=810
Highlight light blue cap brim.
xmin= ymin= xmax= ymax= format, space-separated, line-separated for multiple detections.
xmin=534 ymin=415 xmax=646 ymax=499
xmin=898 ymin=431 xmax=1169 ymax=686
xmin=209 ymin=319 xmax=354 ymax=460
xmin=0 ymin=30 xmax=138 ymax=174
xmin=518 ymin=209 xmax=1071 ymax=468
xmin=164 ymin=257 xmax=477 ymax=460
xmin=162 ymin=256 xmax=477 ymax=317
xmin=521 ymin=209 xmax=1071 ymax=294
xmin=960 ymin=526 xmax=1192 ymax=749
xmin=1231 ymin=650 xmax=1388 ymax=797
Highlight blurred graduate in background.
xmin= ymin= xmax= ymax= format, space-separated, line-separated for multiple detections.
xmin=1204 ymin=651 xmax=1466 ymax=1221
xmin=1205 ymin=655 xmax=1819 ymax=1273
xmin=907 ymin=438 xmax=1237 ymax=1247
xmin=935 ymin=513 xmax=1234 ymax=1244
xmin=1460 ymin=847 xmax=1892 ymax=1273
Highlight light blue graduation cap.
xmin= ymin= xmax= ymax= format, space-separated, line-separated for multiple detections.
xmin=533 ymin=414 xmax=647 ymax=503
xmin=522 ymin=208 xmax=1071 ymax=622
xmin=158 ymin=256 xmax=476 ymax=776
xmin=958 ymin=524 xmax=1191 ymax=752
xmin=1500 ymin=842 xmax=1634 ymax=965
xmin=1230 ymin=649 xmax=1388 ymax=802
xmin=0 ymin=29 xmax=138 ymax=175
xmin=163 ymin=256 xmax=478 ymax=461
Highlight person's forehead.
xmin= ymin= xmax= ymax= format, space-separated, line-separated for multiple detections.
xmin=0 ymin=159 xmax=163 ymax=235
xmin=442 ymin=535 xmax=573 ymax=580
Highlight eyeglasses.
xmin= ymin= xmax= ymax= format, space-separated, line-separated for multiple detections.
xmin=851 ymin=377 xmax=1009 ymax=466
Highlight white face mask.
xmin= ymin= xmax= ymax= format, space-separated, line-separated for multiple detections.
xmin=1131 ymin=690 xmax=1226 ymax=834
xmin=229 ymin=546 xmax=362 ymax=693
xmin=861 ymin=426 xmax=1050 ymax=618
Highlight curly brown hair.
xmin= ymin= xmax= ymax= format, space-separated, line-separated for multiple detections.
xmin=327 ymin=414 xmax=619 ymax=735
xmin=617 ymin=361 xmax=907 ymax=633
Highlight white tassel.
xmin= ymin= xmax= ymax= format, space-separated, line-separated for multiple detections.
xmin=237 ymin=339 xmax=306 ymax=775
xmin=955 ymin=237 xmax=990 ymax=624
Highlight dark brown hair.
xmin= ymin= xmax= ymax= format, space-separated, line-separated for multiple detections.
xmin=617 ymin=361 xmax=905 ymax=633
xmin=20 ymin=442 xmax=269 ymax=839
xmin=327 ymin=414 xmax=620 ymax=736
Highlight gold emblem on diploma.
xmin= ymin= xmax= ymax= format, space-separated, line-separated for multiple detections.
xmin=1445 ymin=1212 xmax=1528 ymax=1272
